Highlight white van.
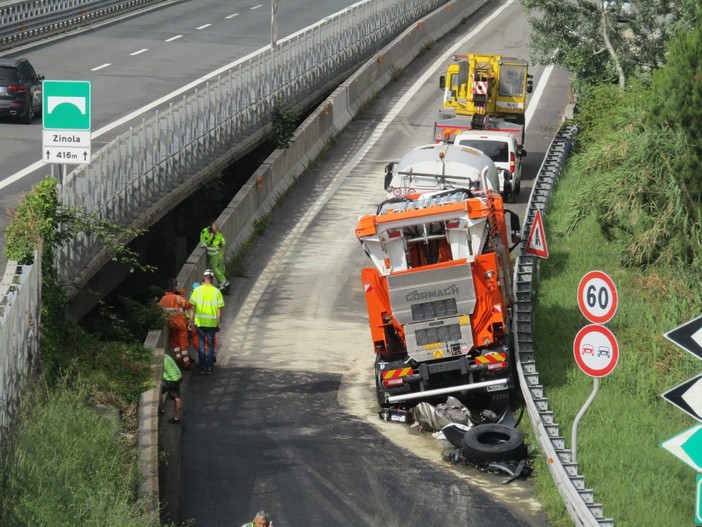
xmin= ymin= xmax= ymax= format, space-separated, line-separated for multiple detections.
xmin=384 ymin=143 xmax=499 ymax=198
xmin=453 ymin=130 xmax=526 ymax=202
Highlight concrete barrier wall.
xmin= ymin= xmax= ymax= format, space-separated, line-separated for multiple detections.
xmin=175 ymin=0 xmax=489 ymax=295
xmin=0 ymin=253 xmax=41 ymax=453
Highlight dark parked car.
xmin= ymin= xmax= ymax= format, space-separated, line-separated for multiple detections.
xmin=0 ymin=57 xmax=44 ymax=124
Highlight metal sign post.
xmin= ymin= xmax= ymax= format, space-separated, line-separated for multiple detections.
xmin=572 ymin=271 xmax=619 ymax=464
xmin=572 ymin=377 xmax=599 ymax=464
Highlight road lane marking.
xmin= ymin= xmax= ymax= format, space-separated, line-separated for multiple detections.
xmin=91 ymin=63 xmax=111 ymax=71
xmin=525 ymin=64 xmax=554 ymax=129
xmin=225 ymin=13 xmax=239 ymax=19
xmin=250 ymin=4 xmax=262 ymax=10
xmin=165 ymin=35 xmax=182 ymax=42
xmin=130 ymin=49 xmax=148 ymax=56
xmin=196 ymin=24 xmax=211 ymax=30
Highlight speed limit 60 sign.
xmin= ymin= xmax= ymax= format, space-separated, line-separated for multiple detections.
xmin=577 ymin=270 xmax=618 ymax=324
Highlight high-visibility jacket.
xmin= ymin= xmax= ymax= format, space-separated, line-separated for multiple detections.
xmin=163 ymin=354 xmax=182 ymax=382
xmin=200 ymin=227 xmax=226 ymax=257
xmin=189 ymin=283 xmax=225 ymax=328
xmin=159 ymin=292 xmax=191 ymax=320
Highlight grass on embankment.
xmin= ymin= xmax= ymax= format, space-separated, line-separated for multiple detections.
xmin=526 ymin=158 xmax=702 ymax=527
xmin=0 ymin=381 xmax=157 ymax=527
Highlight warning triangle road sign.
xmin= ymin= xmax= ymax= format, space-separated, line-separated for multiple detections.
xmin=525 ymin=209 xmax=549 ymax=258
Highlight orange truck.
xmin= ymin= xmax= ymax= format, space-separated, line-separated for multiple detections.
xmin=434 ymin=54 xmax=532 ymax=145
xmin=355 ymin=173 xmax=521 ymax=411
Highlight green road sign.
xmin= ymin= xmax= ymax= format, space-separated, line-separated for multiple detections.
xmin=42 ymin=80 xmax=91 ymax=131
xmin=661 ymin=423 xmax=702 ymax=472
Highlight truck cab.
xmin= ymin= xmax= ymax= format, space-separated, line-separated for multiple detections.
xmin=434 ymin=54 xmax=533 ymax=145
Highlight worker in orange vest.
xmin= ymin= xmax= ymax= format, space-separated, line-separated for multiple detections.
xmin=159 ymin=278 xmax=193 ymax=368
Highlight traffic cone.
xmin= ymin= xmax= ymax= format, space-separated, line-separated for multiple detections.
xmin=181 ymin=350 xmax=193 ymax=369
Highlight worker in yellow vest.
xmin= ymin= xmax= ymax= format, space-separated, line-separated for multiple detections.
xmin=200 ymin=222 xmax=230 ymax=294
xmin=188 ymin=269 xmax=225 ymax=374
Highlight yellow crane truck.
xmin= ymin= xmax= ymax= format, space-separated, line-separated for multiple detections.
xmin=434 ymin=54 xmax=533 ymax=145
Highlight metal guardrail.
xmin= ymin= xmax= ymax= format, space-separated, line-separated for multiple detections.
xmin=513 ymin=122 xmax=614 ymax=527
xmin=54 ymin=0 xmax=448 ymax=292
xmin=0 ymin=0 xmax=168 ymax=51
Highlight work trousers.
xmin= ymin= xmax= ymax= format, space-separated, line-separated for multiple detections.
xmin=208 ymin=252 xmax=227 ymax=286
xmin=197 ymin=326 xmax=218 ymax=370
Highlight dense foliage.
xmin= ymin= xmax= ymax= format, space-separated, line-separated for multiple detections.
xmin=1 ymin=177 xmax=159 ymax=526
xmin=548 ymin=2 xmax=702 ymax=271
xmin=648 ymin=14 xmax=702 ymax=226
xmin=4 ymin=177 xmax=156 ymax=390
xmin=524 ymin=0 xmax=695 ymax=91
xmin=272 ymin=96 xmax=299 ymax=148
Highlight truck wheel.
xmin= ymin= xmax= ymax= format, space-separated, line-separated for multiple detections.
xmin=375 ymin=357 xmax=390 ymax=408
xmin=462 ymin=424 xmax=527 ymax=464
xmin=488 ymin=392 xmax=510 ymax=415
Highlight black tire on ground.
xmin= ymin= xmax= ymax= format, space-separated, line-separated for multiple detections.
xmin=375 ymin=356 xmax=390 ymax=408
xmin=462 ymin=423 xmax=527 ymax=464
xmin=441 ymin=423 xmax=470 ymax=449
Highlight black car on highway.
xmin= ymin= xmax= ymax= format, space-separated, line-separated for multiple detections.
xmin=0 ymin=57 xmax=44 ymax=124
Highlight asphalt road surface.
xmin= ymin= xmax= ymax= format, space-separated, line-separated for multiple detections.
xmin=178 ymin=1 xmax=571 ymax=525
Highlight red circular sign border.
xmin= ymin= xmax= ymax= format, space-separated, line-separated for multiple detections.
xmin=577 ymin=270 xmax=618 ymax=324
xmin=573 ymin=324 xmax=620 ymax=378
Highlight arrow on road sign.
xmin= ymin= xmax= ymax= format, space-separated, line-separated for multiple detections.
xmin=666 ymin=315 xmax=702 ymax=361
xmin=525 ymin=209 xmax=548 ymax=258
xmin=663 ymin=374 xmax=702 ymax=421
xmin=661 ymin=423 xmax=702 ymax=472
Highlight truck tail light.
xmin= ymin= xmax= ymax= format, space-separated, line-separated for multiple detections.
xmin=383 ymin=378 xmax=404 ymax=387
xmin=509 ymin=151 xmax=515 ymax=174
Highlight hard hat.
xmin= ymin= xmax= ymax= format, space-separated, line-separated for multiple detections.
xmin=192 ymin=282 xmax=200 ymax=290
xmin=203 ymin=269 xmax=214 ymax=278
